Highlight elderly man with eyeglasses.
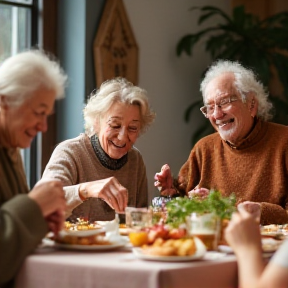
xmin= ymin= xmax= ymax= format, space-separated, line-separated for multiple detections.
xmin=155 ymin=60 xmax=288 ymax=225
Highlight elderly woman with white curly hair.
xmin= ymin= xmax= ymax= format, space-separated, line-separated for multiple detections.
xmin=155 ymin=60 xmax=288 ymax=225
xmin=42 ymin=77 xmax=155 ymax=222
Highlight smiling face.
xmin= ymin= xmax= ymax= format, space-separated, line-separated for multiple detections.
xmin=97 ymin=102 xmax=141 ymax=159
xmin=0 ymin=88 xmax=56 ymax=148
xmin=204 ymin=73 xmax=257 ymax=145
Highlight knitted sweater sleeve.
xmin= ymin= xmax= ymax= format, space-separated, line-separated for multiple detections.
xmin=177 ymin=148 xmax=201 ymax=195
xmin=42 ymin=141 xmax=83 ymax=218
xmin=260 ymin=202 xmax=288 ymax=225
xmin=135 ymin=153 xmax=148 ymax=208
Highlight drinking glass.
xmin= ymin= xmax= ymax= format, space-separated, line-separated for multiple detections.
xmin=125 ymin=207 xmax=152 ymax=230
xmin=186 ymin=212 xmax=220 ymax=251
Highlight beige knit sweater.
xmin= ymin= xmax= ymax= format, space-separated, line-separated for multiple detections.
xmin=42 ymin=134 xmax=148 ymax=221
xmin=177 ymin=119 xmax=288 ymax=225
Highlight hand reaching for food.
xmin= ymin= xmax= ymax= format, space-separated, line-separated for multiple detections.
xmin=29 ymin=179 xmax=66 ymax=217
xmin=188 ymin=186 xmax=210 ymax=199
xmin=78 ymin=177 xmax=128 ymax=213
xmin=29 ymin=180 xmax=66 ymax=235
xmin=154 ymin=164 xmax=177 ymax=196
xmin=45 ymin=210 xmax=65 ymax=235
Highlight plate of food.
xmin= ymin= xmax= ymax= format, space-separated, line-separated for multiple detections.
xmin=261 ymin=238 xmax=283 ymax=253
xmin=119 ymin=224 xmax=132 ymax=236
xmin=218 ymin=245 xmax=233 ymax=254
xmin=260 ymin=225 xmax=288 ymax=240
xmin=54 ymin=238 xmax=127 ymax=251
xmin=53 ymin=227 xmax=128 ymax=251
xmin=58 ymin=228 xmax=106 ymax=238
xmin=64 ymin=218 xmax=103 ymax=232
xmin=218 ymin=238 xmax=283 ymax=254
xmin=132 ymin=237 xmax=206 ymax=262
xmin=261 ymin=224 xmax=281 ymax=236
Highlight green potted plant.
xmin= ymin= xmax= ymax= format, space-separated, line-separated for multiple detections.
xmin=165 ymin=190 xmax=236 ymax=247
xmin=177 ymin=5 xmax=288 ymax=145
xmin=165 ymin=190 xmax=236 ymax=228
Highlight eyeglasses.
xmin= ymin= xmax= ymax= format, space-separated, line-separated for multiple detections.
xmin=200 ymin=96 xmax=239 ymax=118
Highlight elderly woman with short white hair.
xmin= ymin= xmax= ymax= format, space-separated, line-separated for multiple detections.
xmin=42 ymin=77 xmax=155 ymax=222
xmin=0 ymin=50 xmax=67 ymax=287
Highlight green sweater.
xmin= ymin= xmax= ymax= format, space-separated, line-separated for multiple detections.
xmin=0 ymin=147 xmax=47 ymax=288
xmin=178 ymin=119 xmax=288 ymax=225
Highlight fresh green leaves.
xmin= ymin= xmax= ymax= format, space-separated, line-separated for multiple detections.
xmin=165 ymin=190 xmax=236 ymax=227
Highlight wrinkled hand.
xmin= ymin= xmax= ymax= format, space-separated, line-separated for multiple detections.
xmin=188 ymin=186 xmax=210 ymax=199
xmin=79 ymin=177 xmax=128 ymax=213
xmin=154 ymin=164 xmax=176 ymax=196
xmin=29 ymin=180 xmax=66 ymax=217
xmin=29 ymin=180 xmax=66 ymax=234
xmin=237 ymin=201 xmax=261 ymax=223
xmin=225 ymin=209 xmax=262 ymax=256
xmin=45 ymin=210 xmax=65 ymax=235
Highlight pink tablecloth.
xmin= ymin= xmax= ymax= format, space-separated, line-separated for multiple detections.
xmin=15 ymin=245 xmax=238 ymax=288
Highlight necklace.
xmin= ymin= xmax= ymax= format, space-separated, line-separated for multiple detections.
xmin=90 ymin=134 xmax=128 ymax=170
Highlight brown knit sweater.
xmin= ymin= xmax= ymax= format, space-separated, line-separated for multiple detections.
xmin=177 ymin=119 xmax=288 ymax=225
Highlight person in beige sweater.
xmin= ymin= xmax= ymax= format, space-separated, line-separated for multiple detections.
xmin=155 ymin=60 xmax=288 ymax=225
xmin=42 ymin=78 xmax=155 ymax=222
xmin=0 ymin=50 xmax=67 ymax=288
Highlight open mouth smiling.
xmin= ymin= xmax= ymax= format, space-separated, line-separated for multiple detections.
xmin=109 ymin=140 xmax=126 ymax=148
xmin=216 ymin=118 xmax=234 ymax=128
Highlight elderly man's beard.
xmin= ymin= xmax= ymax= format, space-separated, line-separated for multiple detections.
xmin=218 ymin=125 xmax=238 ymax=144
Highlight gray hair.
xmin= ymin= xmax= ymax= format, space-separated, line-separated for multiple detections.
xmin=200 ymin=60 xmax=273 ymax=121
xmin=0 ymin=49 xmax=67 ymax=106
xmin=83 ymin=77 xmax=156 ymax=136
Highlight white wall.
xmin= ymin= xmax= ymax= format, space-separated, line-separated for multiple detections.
xmin=122 ymin=0 xmax=231 ymax=202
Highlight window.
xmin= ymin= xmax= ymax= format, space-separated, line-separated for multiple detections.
xmin=0 ymin=2 xmax=32 ymax=60
xmin=0 ymin=0 xmax=41 ymax=188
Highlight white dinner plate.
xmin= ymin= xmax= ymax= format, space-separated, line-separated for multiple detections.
xmin=261 ymin=238 xmax=283 ymax=253
xmin=54 ymin=237 xmax=128 ymax=251
xmin=218 ymin=238 xmax=283 ymax=254
xmin=218 ymin=245 xmax=233 ymax=254
xmin=261 ymin=231 xmax=279 ymax=237
xmin=58 ymin=228 xmax=105 ymax=238
xmin=132 ymin=237 xmax=206 ymax=262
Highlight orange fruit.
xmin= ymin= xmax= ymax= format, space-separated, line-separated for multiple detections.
xmin=129 ymin=231 xmax=149 ymax=247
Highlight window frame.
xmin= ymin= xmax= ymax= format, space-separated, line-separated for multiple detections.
xmin=1 ymin=0 xmax=60 ymax=188
xmin=0 ymin=0 xmax=41 ymax=188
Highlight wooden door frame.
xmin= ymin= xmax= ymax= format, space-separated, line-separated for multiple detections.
xmin=41 ymin=0 xmax=58 ymax=173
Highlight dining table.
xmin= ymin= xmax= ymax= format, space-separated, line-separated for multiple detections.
xmin=15 ymin=219 xmax=284 ymax=288
xmin=14 ymin=238 xmax=241 ymax=288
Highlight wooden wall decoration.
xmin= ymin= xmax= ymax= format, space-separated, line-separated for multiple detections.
xmin=93 ymin=0 xmax=138 ymax=87
xmin=232 ymin=0 xmax=271 ymax=19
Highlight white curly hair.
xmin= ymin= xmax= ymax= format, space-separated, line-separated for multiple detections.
xmin=0 ymin=49 xmax=67 ymax=107
xmin=200 ymin=60 xmax=273 ymax=121
xmin=83 ymin=77 xmax=156 ymax=136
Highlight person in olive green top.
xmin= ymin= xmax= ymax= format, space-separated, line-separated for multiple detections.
xmin=0 ymin=50 xmax=67 ymax=288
